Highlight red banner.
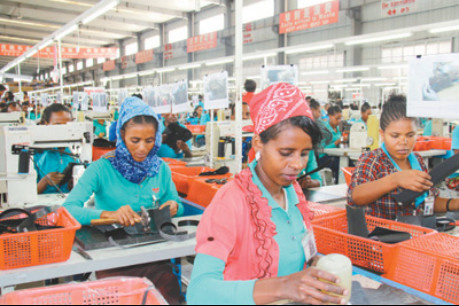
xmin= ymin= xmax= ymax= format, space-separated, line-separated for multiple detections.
xmin=244 ymin=24 xmax=254 ymax=44
xmin=279 ymin=0 xmax=339 ymax=34
xmin=103 ymin=60 xmax=116 ymax=72
xmin=135 ymin=49 xmax=154 ymax=65
xmin=382 ymin=0 xmax=416 ymax=17
xmin=0 ymin=44 xmax=118 ymax=59
xmin=164 ymin=44 xmax=173 ymax=60
xmin=187 ymin=32 xmax=218 ymax=53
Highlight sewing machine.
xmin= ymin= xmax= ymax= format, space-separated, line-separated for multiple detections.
xmin=0 ymin=122 xmax=93 ymax=207
xmin=349 ymin=115 xmax=380 ymax=150
xmin=0 ymin=112 xmax=23 ymax=126
xmin=84 ymin=111 xmax=112 ymax=121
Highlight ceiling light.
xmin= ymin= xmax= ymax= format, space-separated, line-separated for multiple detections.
xmin=179 ymin=63 xmax=202 ymax=70
xmin=430 ymin=24 xmax=459 ymax=34
xmin=333 ymin=78 xmax=358 ymax=83
xmin=346 ymin=33 xmax=412 ymax=46
xmin=336 ymin=67 xmax=370 ymax=73
xmin=158 ymin=68 xmax=175 ymax=73
xmin=246 ymin=75 xmax=261 ymax=79
xmin=286 ymin=44 xmax=334 ymax=55
xmin=243 ymin=53 xmax=277 ymax=61
xmin=310 ymin=81 xmax=330 ymax=85
xmin=0 ymin=35 xmax=40 ymax=43
xmin=377 ymin=64 xmax=408 ymax=70
xmin=206 ymin=58 xmax=234 ymax=66
xmin=0 ymin=18 xmax=59 ymax=29
xmin=374 ymin=83 xmax=397 ymax=87
xmin=360 ymin=77 xmax=387 ymax=82
xmin=302 ymin=70 xmax=330 ymax=76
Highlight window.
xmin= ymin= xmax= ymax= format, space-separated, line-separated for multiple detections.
xmin=97 ymin=58 xmax=106 ymax=64
xmin=145 ymin=36 xmax=160 ymax=50
xmin=77 ymin=61 xmax=83 ymax=70
xmin=382 ymin=41 xmax=451 ymax=64
xmin=111 ymin=49 xmax=120 ymax=60
xmin=61 ymin=67 xmax=67 ymax=75
xmin=125 ymin=42 xmax=138 ymax=56
xmin=297 ymin=0 xmax=333 ymax=8
xmin=69 ymin=65 xmax=74 ymax=73
xmin=86 ymin=58 xmax=94 ymax=67
xmin=169 ymin=26 xmax=188 ymax=44
xmin=200 ymin=14 xmax=224 ymax=35
xmin=243 ymin=0 xmax=274 ymax=24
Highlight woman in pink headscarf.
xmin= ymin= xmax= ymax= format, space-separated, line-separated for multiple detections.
xmin=187 ymin=83 xmax=348 ymax=305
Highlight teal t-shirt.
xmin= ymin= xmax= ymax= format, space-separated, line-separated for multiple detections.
xmin=303 ymin=150 xmax=323 ymax=186
xmin=34 ymin=149 xmax=78 ymax=194
xmin=452 ymin=125 xmax=459 ymax=151
xmin=423 ymin=120 xmax=433 ymax=137
xmin=319 ymin=121 xmax=342 ymax=158
xmin=63 ymin=158 xmax=184 ymax=226
xmin=187 ymin=161 xmax=308 ymax=305
xmin=93 ymin=120 xmax=107 ymax=138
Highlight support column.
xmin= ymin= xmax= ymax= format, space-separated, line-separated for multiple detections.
xmin=187 ymin=12 xmax=195 ymax=82
xmin=224 ymin=0 xmax=234 ymax=76
xmin=275 ymin=0 xmax=287 ymax=65
xmin=235 ymin=0 xmax=243 ymax=172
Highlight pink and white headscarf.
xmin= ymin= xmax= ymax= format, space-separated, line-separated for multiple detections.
xmin=249 ymin=83 xmax=314 ymax=135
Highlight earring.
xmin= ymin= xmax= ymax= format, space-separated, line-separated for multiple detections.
xmin=256 ymin=151 xmax=261 ymax=161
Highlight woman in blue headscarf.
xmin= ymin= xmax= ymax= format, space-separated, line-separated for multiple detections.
xmin=64 ymin=96 xmax=184 ymax=227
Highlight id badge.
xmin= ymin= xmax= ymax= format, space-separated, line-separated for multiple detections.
xmin=302 ymin=229 xmax=318 ymax=263
xmin=424 ymin=198 xmax=434 ymax=216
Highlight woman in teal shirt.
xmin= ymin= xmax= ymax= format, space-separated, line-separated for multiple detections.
xmin=64 ymin=97 xmax=183 ymax=226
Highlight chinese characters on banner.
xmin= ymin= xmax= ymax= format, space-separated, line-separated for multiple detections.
xmin=382 ymin=0 xmax=416 ymax=17
xmin=135 ymin=50 xmax=154 ymax=65
xmin=279 ymin=0 xmax=339 ymax=34
xmin=164 ymin=44 xmax=173 ymax=60
xmin=103 ymin=60 xmax=116 ymax=72
xmin=187 ymin=32 xmax=218 ymax=53
xmin=0 ymin=44 xmax=118 ymax=59
xmin=244 ymin=24 xmax=254 ymax=44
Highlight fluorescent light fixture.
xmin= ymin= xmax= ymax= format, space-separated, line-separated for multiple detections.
xmin=336 ymin=67 xmax=370 ymax=73
xmin=374 ymin=83 xmax=397 ymax=87
xmin=179 ymin=63 xmax=202 ymax=70
xmin=430 ymin=24 xmax=459 ymax=34
xmin=55 ymin=24 xmax=78 ymax=41
xmin=346 ymin=33 xmax=412 ymax=46
xmin=158 ymin=68 xmax=175 ymax=73
xmin=310 ymin=81 xmax=330 ymax=85
xmin=82 ymin=0 xmax=119 ymax=25
xmin=207 ymin=58 xmax=234 ymax=66
xmin=345 ymin=88 xmax=361 ymax=91
xmin=286 ymin=44 xmax=334 ymax=55
xmin=360 ymin=77 xmax=387 ymax=82
xmin=331 ymin=85 xmax=348 ymax=88
xmin=333 ymin=78 xmax=358 ymax=83
xmin=243 ymin=53 xmax=277 ymax=61
xmin=355 ymin=84 xmax=371 ymax=88
xmin=246 ymin=75 xmax=261 ymax=79
xmin=302 ymin=70 xmax=330 ymax=76
xmin=139 ymin=70 xmax=154 ymax=76
xmin=377 ymin=64 xmax=408 ymax=70
xmin=393 ymin=77 xmax=408 ymax=81
xmin=0 ymin=18 xmax=59 ymax=29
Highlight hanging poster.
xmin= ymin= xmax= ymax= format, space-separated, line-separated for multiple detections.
xmin=40 ymin=93 xmax=49 ymax=107
xmin=155 ymin=84 xmax=173 ymax=114
xmin=135 ymin=50 xmax=154 ymax=65
xmin=382 ymin=0 xmax=416 ymax=17
xmin=279 ymin=0 xmax=339 ymax=34
xmin=171 ymin=81 xmax=189 ymax=113
xmin=103 ymin=60 xmax=116 ymax=72
xmin=204 ymin=71 xmax=229 ymax=110
xmin=142 ymin=86 xmax=157 ymax=108
xmin=260 ymin=65 xmax=299 ymax=89
xmin=92 ymin=93 xmax=108 ymax=113
xmin=407 ymin=53 xmax=459 ymax=120
xmin=72 ymin=92 xmax=89 ymax=111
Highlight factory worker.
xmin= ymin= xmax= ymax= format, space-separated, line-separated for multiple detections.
xmin=187 ymin=83 xmax=348 ymax=305
xmin=157 ymin=112 xmax=193 ymax=159
xmin=357 ymin=102 xmax=372 ymax=127
xmin=348 ymin=95 xmax=458 ymax=220
xmin=64 ymin=97 xmax=184 ymax=227
xmin=446 ymin=125 xmax=459 ymax=191
xmin=35 ymin=104 xmax=78 ymax=194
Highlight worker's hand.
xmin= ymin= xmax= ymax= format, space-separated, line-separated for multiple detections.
xmin=279 ymin=268 xmax=348 ymax=305
xmin=160 ymin=201 xmax=179 ymax=217
xmin=393 ymin=170 xmax=433 ymax=193
xmin=102 ymin=206 xmax=141 ymax=227
xmin=299 ymin=176 xmax=320 ymax=189
xmin=98 ymin=133 xmax=105 ymax=138
xmin=43 ymin=172 xmax=65 ymax=186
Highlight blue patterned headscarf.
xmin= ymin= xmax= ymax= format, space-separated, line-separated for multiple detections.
xmin=107 ymin=97 xmax=163 ymax=184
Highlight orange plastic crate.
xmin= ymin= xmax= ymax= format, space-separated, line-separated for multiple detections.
xmin=0 ymin=208 xmax=81 ymax=270
xmin=187 ymin=177 xmax=233 ymax=208
xmin=170 ymin=166 xmax=215 ymax=195
xmin=0 ymin=277 xmax=168 ymax=305
xmin=307 ymin=202 xmax=344 ymax=220
xmin=185 ymin=125 xmax=206 ymax=134
xmin=384 ymin=233 xmax=459 ymax=304
xmin=341 ymin=167 xmax=355 ymax=186
xmin=312 ymin=211 xmax=436 ymax=273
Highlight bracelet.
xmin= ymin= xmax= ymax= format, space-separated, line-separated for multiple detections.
xmin=446 ymin=198 xmax=454 ymax=212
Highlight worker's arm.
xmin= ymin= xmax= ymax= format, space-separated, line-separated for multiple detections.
xmin=158 ymin=163 xmax=184 ymax=217
xmin=434 ymin=197 xmax=459 ymax=213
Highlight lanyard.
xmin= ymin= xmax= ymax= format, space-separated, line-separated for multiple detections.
xmin=381 ymin=143 xmax=428 ymax=208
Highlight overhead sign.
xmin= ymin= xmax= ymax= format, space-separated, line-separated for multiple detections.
xmin=135 ymin=49 xmax=154 ymax=65
xmin=279 ymin=0 xmax=339 ymax=34
xmin=103 ymin=60 xmax=116 ymax=72
xmin=164 ymin=44 xmax=173 ymax=60
xmin=0 ymin=44 xmax=118 ymax=59
xmin=187 ymin=32 xmax=218 ymax=53
xmin=382 ymin=0 xmax=416 ymax=17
